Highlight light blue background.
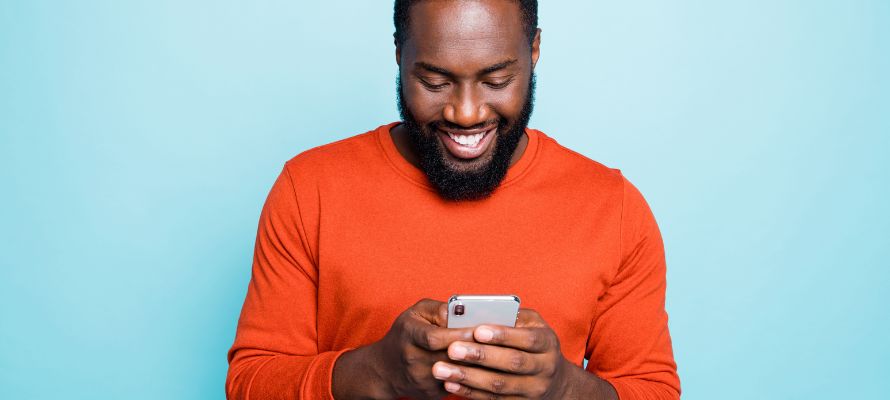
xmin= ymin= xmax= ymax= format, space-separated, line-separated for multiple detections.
xmin=1 ymin=1 xmax=888 ymax=399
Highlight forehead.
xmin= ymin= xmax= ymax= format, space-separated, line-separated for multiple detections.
xmin=405 ymin=0 xmax=527 ymax=64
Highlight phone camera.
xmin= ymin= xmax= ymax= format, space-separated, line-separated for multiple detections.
xmin=454 ymin=304 xmax=465 ymax=316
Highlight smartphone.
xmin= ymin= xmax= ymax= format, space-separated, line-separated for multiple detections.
xmin=446 ymin=294 xmax=521 ymax=329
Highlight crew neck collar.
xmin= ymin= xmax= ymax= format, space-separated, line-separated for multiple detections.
xmin=376 ymin=121 xmax=541 ymax=191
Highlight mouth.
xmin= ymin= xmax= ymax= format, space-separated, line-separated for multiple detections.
xmin=437 ymin=126 xmax=498 ymax=160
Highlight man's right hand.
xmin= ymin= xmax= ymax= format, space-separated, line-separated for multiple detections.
xmin=332 ymin=299 xmax=476 ymax=399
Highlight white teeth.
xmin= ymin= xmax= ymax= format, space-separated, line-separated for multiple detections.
xmin=447 ymin=132 xmax=485 ymax=147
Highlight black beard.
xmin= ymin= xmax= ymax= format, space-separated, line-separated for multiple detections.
xmin=397 ymin=74 xmax=536 ymax=201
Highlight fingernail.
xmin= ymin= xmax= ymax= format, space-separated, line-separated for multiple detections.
xmin=476 ymin=327 xmax=494 ymax=342
xmin=433 ymin=364 xmax=452 ymax=379
xmin=444 ymin=382 xmax=460 ymax=393
xmin=450 ymin=345 xmax=467 ymax=360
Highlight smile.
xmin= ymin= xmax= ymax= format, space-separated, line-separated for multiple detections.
xmin=438 ymin=127 xmax=497 ymax=159
xmin=446 ymin=131 xmax=487 ymax=148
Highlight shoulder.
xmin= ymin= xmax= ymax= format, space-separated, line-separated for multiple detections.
xmin=532 ymin=129 xmax=627 ymax=195
xmin=531 ymin=130 xmax=661 ymax=252
xmin=281 ymin=124 xmax=387 ymax=184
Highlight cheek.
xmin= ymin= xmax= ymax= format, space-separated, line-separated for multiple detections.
xmin=487 ymin=85 xmax=527 ymax=121
xmin=404 ymin=83 xmax=447 ymax=122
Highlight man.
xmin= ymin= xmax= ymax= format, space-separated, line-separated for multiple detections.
xmin=227 ymin=1 xmax=680 ymax=399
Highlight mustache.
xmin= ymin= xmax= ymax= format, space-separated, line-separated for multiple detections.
xmin=427 ymin=118 xmax=504 ymax=132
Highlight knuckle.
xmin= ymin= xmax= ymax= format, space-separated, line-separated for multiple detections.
xmin=530 ymin=385 xmax=548 ymax=398
xmin=525 ymin=330 xmax=542 ymax=349
xmin=453 ymin=366 xmax=468 ymax=383
xmin=400 ymin=346 xmax=419 ymax=365
xmin=470 ymin=346 xmax=485 ymax=362
xmin=424 ymin=331 xmax=440 ymax=349
xmin=540 ymin=358 xmax=557 ymax=376
xmin=489 ymin=377 xmax=507 ymax=394
xmin=547 ymin=330 xmax=560 ymax=346
xmin=405 ymin=365 xmax=422 ymax=386
xmin=407 ymin=363 xmax=427 ymax=382
xmin=508 ymin=353 xmax=527 ymax=373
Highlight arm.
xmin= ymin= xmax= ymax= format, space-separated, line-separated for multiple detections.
xmin=228 ymin=165 xmax=477 ymax=399
xmin=416 ymin=175 xmax=678 ymax=400
xmin=585 ymin=175 xmax=681 ymax=399
xmin=226 ymin=165 xmax=348 ymax=399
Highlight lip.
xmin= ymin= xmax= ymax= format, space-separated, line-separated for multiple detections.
xmin=438 ymin=124 xmax=498 ymax=137
xmin=437 ymin=126 xmax=497 ymax=160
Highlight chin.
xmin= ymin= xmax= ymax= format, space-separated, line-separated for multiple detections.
xmin=436 ymin=134 xmax=498 ymax=173
xmin=440 ymin=149 xmax=497 ymax=173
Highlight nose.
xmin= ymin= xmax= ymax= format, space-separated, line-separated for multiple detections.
xmin=443 ymin=84 xmax=491 ymax=128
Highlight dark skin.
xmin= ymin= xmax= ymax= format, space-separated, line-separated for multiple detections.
xmin=333 ymin=1 xmax=619 ymax=399
xmin=390 ymin=0 xmax=530 ymax=172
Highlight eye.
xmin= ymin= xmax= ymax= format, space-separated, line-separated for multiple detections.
xmin=419 ymin=78 xmax=450 ymax=91
xmin=484 ymin=77 xmax=515 ymax=90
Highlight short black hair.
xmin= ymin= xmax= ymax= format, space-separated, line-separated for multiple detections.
xmin=394 ymin=0 xmax=538 ymax=47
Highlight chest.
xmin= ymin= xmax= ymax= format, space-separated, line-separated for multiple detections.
xmin=313 ymin=187 xmax=621 ymax=363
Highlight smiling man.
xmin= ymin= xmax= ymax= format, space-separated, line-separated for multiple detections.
xmin=226 ymin=1 xmax=680 ymax=399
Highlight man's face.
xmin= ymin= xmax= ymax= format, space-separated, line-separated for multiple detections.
xmin=397 ymin=0 xmax=540 ymax=201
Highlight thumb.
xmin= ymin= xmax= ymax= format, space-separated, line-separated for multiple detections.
xmin=409 ymin=298 xmax=448 ymax=327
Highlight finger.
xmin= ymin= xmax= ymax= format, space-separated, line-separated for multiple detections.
xmin=432 ymin=361 xmax=528 ymax=397
xmin=445 ymin=341 xmax=542 ymax=375
xmin=408 ymin=298 xmax=449 ymax=326
xmin=473 ymin=325 xmax=555 ymax=353
xmin=401 ymin=341 xmax=452 ymax=365
xmin=410 ymin=324 xmax=475 ymax=351
xmin=443 ymin=382 xmax=526 ymax=400
xmin=514 ymin=308 xmax=547 ymax=328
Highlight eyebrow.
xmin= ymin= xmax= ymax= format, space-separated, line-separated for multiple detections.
xmin=414 ymin=59 xmax=519 ymax=77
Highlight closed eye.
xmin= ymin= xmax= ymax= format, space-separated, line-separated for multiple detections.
xmin=484 ymin=77 xmax=515 ymax=89
xmin=419 ymin=78 xmax=449 ymax=91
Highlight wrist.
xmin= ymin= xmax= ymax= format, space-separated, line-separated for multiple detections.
xmin=332 ymin=343 xmax=393 ymax=400
xmin=554 ymin=358 xmax=618 ymax=400
xmin=548 ymin=357 xmax=576 ymax=399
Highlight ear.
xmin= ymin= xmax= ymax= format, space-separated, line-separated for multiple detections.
xmin=531 ymin=28 xmax=542 ymax=70
xmin=394 ymin=34 xmax=402 ymax=66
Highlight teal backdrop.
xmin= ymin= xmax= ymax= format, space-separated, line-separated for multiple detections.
xmin=1 ymin=1 xmax=888 ymax=399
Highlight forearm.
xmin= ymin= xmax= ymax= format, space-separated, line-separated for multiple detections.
xmin=559 ymin=361 xmax=619 ymax=400
xmin=332 ymin=344 xmax=392 ymax=400
xmin=227 ymin=350 xmax=349 ymax=400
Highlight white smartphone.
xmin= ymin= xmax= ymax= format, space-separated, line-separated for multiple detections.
xmin=446 ymin=294 xmax=521 ymax=329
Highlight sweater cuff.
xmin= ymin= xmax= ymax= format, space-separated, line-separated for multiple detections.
xmin=606 ymin=377 xmax=633 ymax=400
xmin=315 ymin=348 xmax=354 ymax=400
xmin=605 ymin=377 xmax=680 ymax=400
xmin=248 ymin=348 xmax=355 ymax=399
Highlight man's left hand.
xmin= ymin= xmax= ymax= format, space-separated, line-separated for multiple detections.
xmin=431 ymin=309 xmax=572 ymax=399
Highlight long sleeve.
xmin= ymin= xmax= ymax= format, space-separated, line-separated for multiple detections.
xmin=226 ymin=165 xmax=350 ymax=400
xmin=585 ymin=175 xmax=681 ymax=400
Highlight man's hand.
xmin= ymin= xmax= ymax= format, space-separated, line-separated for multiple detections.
xmin=430 ymin=309 xmax=617 ymax=400
xmin=332 ymin=299 xmax=475 ymax=399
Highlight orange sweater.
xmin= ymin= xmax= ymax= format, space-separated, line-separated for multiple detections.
xmin=227 ymin=123 xmax=680 ymax=399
